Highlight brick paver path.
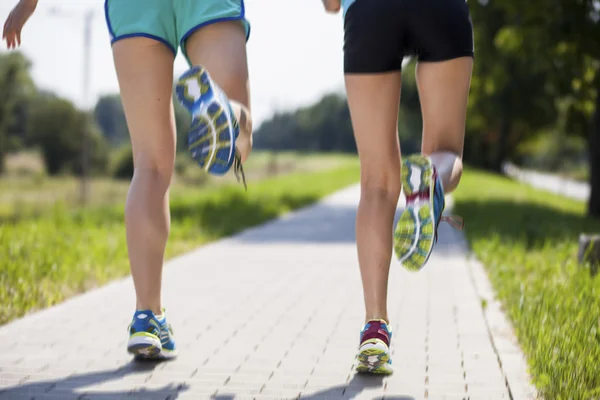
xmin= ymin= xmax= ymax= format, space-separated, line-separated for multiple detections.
xmin=0 ymin=185 xmax=536 ymax=399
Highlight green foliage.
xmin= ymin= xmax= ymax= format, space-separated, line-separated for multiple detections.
xmin=465 ymin=1 xmax=599 ymax=172
xmin=454 ymin=169 xmax=600 ymax=399
xmin=0 ymin=162 xmax=360 ymax=325
xmin=517 ymin=131 xmax=588 ymax=172
xmin=254 ymin=92 xmax=356 ymax=153
xmin=27 ymin=97 xmax=109 ymax=176
xmin=93 ymin=91 xmax=192 ymax=154
xmin=0 ymin=52 xmax=36 ymax=173
xmin=111 ymin=145 xmax=134 ymax=180
xmin=253 ymin=67 xmax=424 ymax=156
xmin=94 ymin=94 xmax=128 ymax=145
xmin=174 ymin=95 xmax=192 ymax=153
xmin=398 ymin=59 xmax=422 ymax=155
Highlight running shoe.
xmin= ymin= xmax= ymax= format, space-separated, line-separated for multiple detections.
xmin=176 ymin=65 xmax=246 ymax=189
xmin=393 ymin=154 xmax=463 ymax=271
xmin=127 ymin=309 xmax=177 ymax=360
xmin=356 ymin=319 xmax=393 ymax=375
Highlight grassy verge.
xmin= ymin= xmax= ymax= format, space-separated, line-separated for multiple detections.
xmin=561 ymin=165 xmax=589 ymax=183
xmin=0 ymin=151 xmax=357 ymax=217
xmin=453 ymin=169 xmax=600 ymax=400
xmin=0 ymin=160 xmax=360 ymax=325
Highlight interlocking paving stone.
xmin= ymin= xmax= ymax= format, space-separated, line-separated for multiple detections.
xmin=0 ymin=185 xmax=535 ymax=399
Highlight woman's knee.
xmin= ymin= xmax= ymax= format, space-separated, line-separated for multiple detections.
xmin=132 ymin=151 xmax=175 ymax=183
xmin=360 ymin=170 xmax=401 ymax=201
xmin=421 ymin=128 xmax=465 ymax=156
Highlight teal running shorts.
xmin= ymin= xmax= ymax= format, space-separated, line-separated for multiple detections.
xmin=104 ymin=0 xmax=250 ymax=64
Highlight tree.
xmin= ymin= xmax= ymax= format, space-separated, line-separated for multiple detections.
xmin=487 ymin=0 xmax=600 ymax=216
xmin=93 ymin=91 xmax=192 ymax=153
xmin=254 ymin=93 xmax=356 ymax=153
xmin=0 ymin=52 xmax=36 ymax=173
xmin=465 ymin=0 xmax=600 ymax=216
xmin=398 ymin=59 xmax=423 ymax=155
xmin=94 ymin=95 xmax=128 ymax=145
xmin=464 ymin=3 xmax=559 ymax=171
xmin=590 ymin=91 xmax=600 ymax=217
xmin=174 ymin=95 xmax=192 ymax=153
xmin=28 ymin=97 xmax=108 ymax=176
xmin=111 ymin=144 xmax=134 ymax=180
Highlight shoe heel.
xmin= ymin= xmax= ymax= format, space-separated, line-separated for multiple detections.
xmin=402 ymin=154 xmax=433 ymax=196
xmin=128 ymin=336 xmax=162 ymax=359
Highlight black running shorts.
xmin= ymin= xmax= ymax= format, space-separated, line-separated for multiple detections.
xmin=343 ymin=0 xmax=474 ymax=74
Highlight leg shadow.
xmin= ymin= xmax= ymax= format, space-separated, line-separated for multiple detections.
xmin=299 ymin=374 xmax=416 ymax=400
xmin=0 ymin=359 xmax=190 ymax=399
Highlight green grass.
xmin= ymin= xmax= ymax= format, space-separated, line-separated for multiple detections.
xmin=0 ymin=160 xmax=360 ymax=325
xmin=454 ymin=169 xmax=600 ymax=400
xmin=0 ymin=151 xmax=357 ymax=218
xmin=561 ymin=164 xmax=589 ymax=183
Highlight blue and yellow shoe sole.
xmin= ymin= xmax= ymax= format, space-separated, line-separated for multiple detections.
xmin=127 ymin=332 xmax=162 ymax=360
xmin=175 ymin=65 xmax=239 ymax=175
xmin=356 ymin=347 xmax=393 ymax=375
xmin=394 ymin=154 xmax=436 ymax=271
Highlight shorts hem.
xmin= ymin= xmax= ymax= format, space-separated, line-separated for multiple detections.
xmin=344 ymin=63 xmax=403 ymax=74
xmin=344 ymin=68 xmax=403 ymax=74
xmin=418 ymin=51 xmax=475 ymax=63
xmin=180 ymin=13 xmax=250 ymax=66
xmin=179 ymin=16 xmax=251 ymax=49
xmin=104 ymin=0 xmax=116 ymax=38
xmin=111 ymin=34 xmax=178 ymax=56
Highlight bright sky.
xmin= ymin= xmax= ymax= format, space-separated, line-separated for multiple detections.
xmin=0 ymin=0 xmax=346 ymax=126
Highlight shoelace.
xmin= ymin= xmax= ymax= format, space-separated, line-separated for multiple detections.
xmin=405 ymin=192 xmax=465 ymax=231
xmin=233 ymin=150 xmax=247 ymax=191
xmin=441 ymin=215 xmax=464 ymax=230
xmin=435 ymin=215 xmax=465 ymax=243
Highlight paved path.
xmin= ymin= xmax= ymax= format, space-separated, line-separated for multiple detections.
xmin=0 ymin=185 xmax=536 ymax=400
xmin=503 ymin=162 xmax=589 ymax=201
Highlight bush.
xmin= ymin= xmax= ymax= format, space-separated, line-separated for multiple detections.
xmin=111 ymin=145 xmax=134 ymax=180
xmin=4 ymin=151 xmax=45 ymax=177
xmin=27 ymin=97 xmax=109 ymax=176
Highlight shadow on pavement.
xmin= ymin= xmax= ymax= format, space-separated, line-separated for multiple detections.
xmin=300 ymin=374 xmax=415 ymax=399
xmin=233 ymin=204 xmax=358 ymax=244
xmin=233 ymin=203 xmax=468 ymax=256
xmin=214 ymin=374 xmax=416 ymax=399
xmin=0 ymin=359 xmax=188 ymax=399
xmin=170 ymin=191 xmax=321 ymax=239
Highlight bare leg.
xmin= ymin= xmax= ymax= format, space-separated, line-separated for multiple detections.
xmin=417 ymin=57 xmax=473 ymax=193
xmin=112 ymin=38 xmax=176 ymax=314
xmin=345 ymin=72 xmax=402 ymax=323
xmin=184 ymin=21 xmax=253 ymax=163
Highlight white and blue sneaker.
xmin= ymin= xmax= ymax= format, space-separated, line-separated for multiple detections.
xmin=175 ymin=65 xmax=246 ymax=188
xmin=393 ymin=154 xmax=464 ymax=271
xmin=127 ymin=309 xmax=177 ymax=360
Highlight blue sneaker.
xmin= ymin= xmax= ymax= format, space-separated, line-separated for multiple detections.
xmin=393 ymin=154 xmax=463 ymax=271
xmin=127 ymin=309 xmax=177 ymax=360
xmin=356 ymin=319 xmax=393 ymax=375
xmin=175 ymin=65 xmax=246 ymax=188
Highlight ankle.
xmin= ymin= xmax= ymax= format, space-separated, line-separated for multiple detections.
xmin=136 ymin=305 xmax=162 ymax=316
xmin=365 ymin=315 xmax=390 ymax=325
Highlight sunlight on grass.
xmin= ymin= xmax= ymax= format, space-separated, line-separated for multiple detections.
xmin=454 ymin=168 xmax=600 ymax=400
xmin=0 ymin=158 xmax=360 ymax=325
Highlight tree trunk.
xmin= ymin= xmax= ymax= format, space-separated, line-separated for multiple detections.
xmin=588 ymin=87 xmax=600 ymax=218
xmin=0 ymin=145 xmax=4 ymax=175
xmin=490 ymin=119 xmax=511 ymax=173
xmin=0 ymin=111 xmax=6 ymax=175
